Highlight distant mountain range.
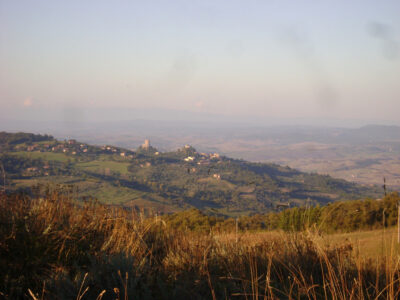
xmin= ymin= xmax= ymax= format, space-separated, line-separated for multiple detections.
xmin=0 ymin=131 xmax=381 ymax=216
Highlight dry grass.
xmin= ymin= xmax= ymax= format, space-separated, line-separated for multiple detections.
xmin=222 ymin=228 xmax=400 ymax=261
xmin=321 ymin=227 xmax=400 ymax=260
xmin=1 ymin=189 xmax=400 ymax=299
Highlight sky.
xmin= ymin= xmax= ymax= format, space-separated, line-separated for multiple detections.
xmin=1 ymin=0 xmax=400 ymax=127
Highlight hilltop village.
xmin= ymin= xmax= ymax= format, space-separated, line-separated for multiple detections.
xmin=1 ymin=133 xmax=224 ymax=180
xmin=5 ymin=133 xmax=214 ymax=159
xmin=19 ymin=138 xmax=222 ymax=164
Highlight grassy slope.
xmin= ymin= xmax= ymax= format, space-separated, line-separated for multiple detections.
xmin=2 ymin=192 xmax=400 ymax=299
xmin=326 ymin=227 xmax=400 ymax=259
xmin=234 ymin=227 xmax=400 ymax=260
xmin=11 ymin=151 xmax=70 ymax=162
xmin=76 ymin=160 xmax=130 ymax=175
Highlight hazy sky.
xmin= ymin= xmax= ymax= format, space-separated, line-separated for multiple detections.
xmin=1 ymin=0 xmax=399 ymax=126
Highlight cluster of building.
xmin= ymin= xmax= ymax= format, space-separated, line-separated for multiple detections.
xmin=24 ymin=165 xmax=51 ymax=176
xmin=180 ymin=145 xmax=223 ymax=179
xmin=19 ymin=139 xmax=136 ymax=158
xmin=183 ymin=152 xmax=221 ymax=165
xmin=100 ymin=145 xmax=134 ymax=158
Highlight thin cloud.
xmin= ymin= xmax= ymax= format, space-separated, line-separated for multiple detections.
xmin=279 ymin=27 xmax=339 ymax=111
xmin=367 ymin=22 xmax=399 ymax=60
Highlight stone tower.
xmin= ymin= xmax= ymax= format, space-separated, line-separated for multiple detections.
xmin=142 ymin=139 xmax=150 ymax=149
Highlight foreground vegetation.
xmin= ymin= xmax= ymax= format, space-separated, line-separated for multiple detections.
xmin=165 ymin=192 xmax=400 ymax=234
xmin=1 ymin=188 xmax=400 ymax=299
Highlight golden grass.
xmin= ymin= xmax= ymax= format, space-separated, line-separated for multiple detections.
xmin=322 ymin=227 xmax=400 ymax=260
xmin=1 ymin=189 xmax=400 ymax=299
xmin=222 ymin=227 xmax=400 ymax=261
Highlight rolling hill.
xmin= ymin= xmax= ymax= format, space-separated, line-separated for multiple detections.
xmin=0 ymin=131 xmax=381 ymax=216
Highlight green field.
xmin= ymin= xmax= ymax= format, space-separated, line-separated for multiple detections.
xmin=12 ymin=176 xmax=84 ymax=188
xmin=76 ymin=160 xmax=130 ymax=175
xmin=12 ymin=151 xmax=70 ymax=162
xmin=80 ymin=182 xmax=144 ymax=204
xmin=12 ymin=176 xmax=145 ymax=205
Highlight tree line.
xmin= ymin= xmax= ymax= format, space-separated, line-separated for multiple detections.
xmin=164 ymin=192 xmax=400 ymax=233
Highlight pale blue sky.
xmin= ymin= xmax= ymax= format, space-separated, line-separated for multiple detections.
xmin=1 ymin=0 xmax=399 ymax=125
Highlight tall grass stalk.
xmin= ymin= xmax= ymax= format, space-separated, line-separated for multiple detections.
xmin=0 ymin=190 xmax=399 ymax=299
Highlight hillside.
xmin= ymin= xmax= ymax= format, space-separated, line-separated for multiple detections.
xmin=0 ymin=132 xmax=381 ymax=216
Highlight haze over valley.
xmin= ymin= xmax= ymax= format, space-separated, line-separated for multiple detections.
xmin=3 ymin=116 xmax=399 ymax=190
